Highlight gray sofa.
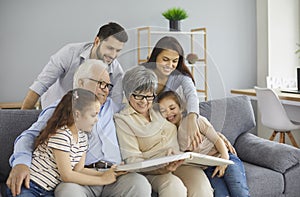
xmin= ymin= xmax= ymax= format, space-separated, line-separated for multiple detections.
xmin=0 ymin=109 xmax=41 ymax=197
xmin=1 ymin=96 xmax=300 ymax=197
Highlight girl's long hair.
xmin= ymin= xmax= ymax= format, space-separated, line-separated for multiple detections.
xmin=142 ymin=36 xmax=195 ymax=84
xmin=34 ymin=88 xmax=98 ymax=149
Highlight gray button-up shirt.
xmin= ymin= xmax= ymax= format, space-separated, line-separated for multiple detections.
xmin=30 ymin=42 xmax=124 ymax=109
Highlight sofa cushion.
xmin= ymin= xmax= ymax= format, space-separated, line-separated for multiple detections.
xmin=284 ymin=163 xmax=300 ymax=197
xmin=243 ymin=162 xmax=284 ymax=197
xmin=0 ymin=109 xmax=41 ymax=183
xmin=199 ymin=95 xmax=256 ymax=145
xmin=235 ymin=132 xmax=300 ymax=173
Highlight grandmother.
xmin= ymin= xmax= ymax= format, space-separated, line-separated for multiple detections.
xmin=114 ymin=66 xmax=213 ymax=197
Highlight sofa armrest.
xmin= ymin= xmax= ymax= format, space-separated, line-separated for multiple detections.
xmin=235 ymin=133 xmax=300 ymax=173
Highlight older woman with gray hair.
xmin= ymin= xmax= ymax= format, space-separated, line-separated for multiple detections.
xmin=114 ymin=66 xmax=213 ymax=197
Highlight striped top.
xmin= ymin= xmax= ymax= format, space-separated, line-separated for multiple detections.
xmin=30 ymin=126 xmax=88 ymax=191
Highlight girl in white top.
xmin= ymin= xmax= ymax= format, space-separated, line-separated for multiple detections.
xmin=157 ymin=91 xmax=250 ymax=197
xmin=7 ymin=89 xmax=117 ymax=197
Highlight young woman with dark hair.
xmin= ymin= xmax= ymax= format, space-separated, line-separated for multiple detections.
xmin=142 ymin=36 xmax=202 ymax=150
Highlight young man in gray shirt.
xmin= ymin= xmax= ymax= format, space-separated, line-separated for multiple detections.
xmin=22 ymin=22 xmax=127 ymax=109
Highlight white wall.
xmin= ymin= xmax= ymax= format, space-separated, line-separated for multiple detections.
xmin=256 ymin=0 xmax=300 ymax=145
xmin=257 ymin=0 xmax=300 ymax=88
xmin=0 ymin=0 xmax=257 ymax=102
xmin=269 ymin=0 xmax=300 ymax=78
xmin=257 ymin=0 xmax=269 ymax=87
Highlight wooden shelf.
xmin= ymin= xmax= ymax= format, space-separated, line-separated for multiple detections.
xmin=0 ymin=101 xmax=41 ymax=109
xmin=150 ymin=31 xmax=206 ymax=35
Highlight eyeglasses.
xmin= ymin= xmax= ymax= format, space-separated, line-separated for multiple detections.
xmin=131 ymin=93 xmax=156 ymax=101
xmin=86 ymin=78 xmax=113 ymax=91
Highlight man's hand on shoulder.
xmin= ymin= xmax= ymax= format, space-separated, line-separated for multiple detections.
xmin=6 ymin=164 xmax=30 ymax=196
xmin=21 ymin=90 xmax=40 ymax=109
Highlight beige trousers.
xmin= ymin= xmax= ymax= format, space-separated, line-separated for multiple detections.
xmin=146 ymin=165 xmax=213 ymax=197
xmin=174 ymin=165 xmax=214 ymax=197
xmin=146 ymin=172 xmax=187 ymax=197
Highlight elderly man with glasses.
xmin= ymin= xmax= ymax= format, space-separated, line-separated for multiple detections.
xmin=7 ymin=60 xmax=152 ymax=197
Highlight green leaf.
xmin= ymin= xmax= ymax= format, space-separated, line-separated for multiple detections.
xmin=162 ymin=7 xmax=188 ymax=21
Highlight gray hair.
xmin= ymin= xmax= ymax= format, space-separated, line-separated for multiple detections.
xmin=122 ymin=66 xmax=158 ymax=100
xmin=73 ymin=59 xmax=108 ymax=88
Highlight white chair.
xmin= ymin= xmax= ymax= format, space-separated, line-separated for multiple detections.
xmin=254 ymin=86 xmax=300 ymax=148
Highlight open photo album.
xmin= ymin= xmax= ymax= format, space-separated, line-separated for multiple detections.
xmin=116 ymin=152 xmax=234 ymax=172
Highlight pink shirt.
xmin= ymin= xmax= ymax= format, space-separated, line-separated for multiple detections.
xmin=178 ymin=115 xmax=220 ymax=157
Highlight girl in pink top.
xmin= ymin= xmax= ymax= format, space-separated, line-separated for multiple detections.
xmin=157 ymin=90 xmax=250 ymax=197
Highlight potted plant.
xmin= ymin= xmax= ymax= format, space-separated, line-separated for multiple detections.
xmin=162 ymin=7 xmax=188 ymax=31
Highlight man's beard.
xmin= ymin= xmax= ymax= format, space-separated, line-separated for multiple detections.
xmin=96 ymin=45 xmax=112 ymax=65
xmin=96 ymin=45 xmax=104 ymax=61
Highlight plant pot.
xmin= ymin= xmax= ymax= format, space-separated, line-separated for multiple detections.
xmin=169 ymin=20 xmax=181 ymax=31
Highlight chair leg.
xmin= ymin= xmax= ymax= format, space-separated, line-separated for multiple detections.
xmin=286 ymin=131 xmax=299 ymax=148
xmin=269 ymin=131 xmax=278 ymax=141
xmin=279 ymin=132 xmax=285 ymax=144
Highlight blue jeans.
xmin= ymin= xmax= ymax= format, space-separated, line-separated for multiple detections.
xmin=7 ymin=180 xmax=54 ymax=197
xmin=204 ymin=153 xmax=250 ymax=197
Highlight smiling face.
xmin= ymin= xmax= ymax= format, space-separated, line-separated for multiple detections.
xmin=75 ymin=101 xmax=100 ymax=132
xmin=81 ymin=66 xmax=110 ymax=105
xmin=93 ymin=36 xmax=124 ymax=65
xmin=155 ymin=49 xmax=180 ymax=77
xmin=129 ymin=90 xmax=154 ymax=117
xmin=158 ymin=97 xmax=182 ymax=127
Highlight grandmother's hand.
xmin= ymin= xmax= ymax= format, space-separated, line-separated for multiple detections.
xmin=165 ymin=160 xmax=184 ymax=172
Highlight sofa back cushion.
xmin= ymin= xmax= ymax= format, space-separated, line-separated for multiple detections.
xmin=199 ymin=95 xmax=256 ymax=145
xmin=0 ymin=109 xmax=41 ymax=183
